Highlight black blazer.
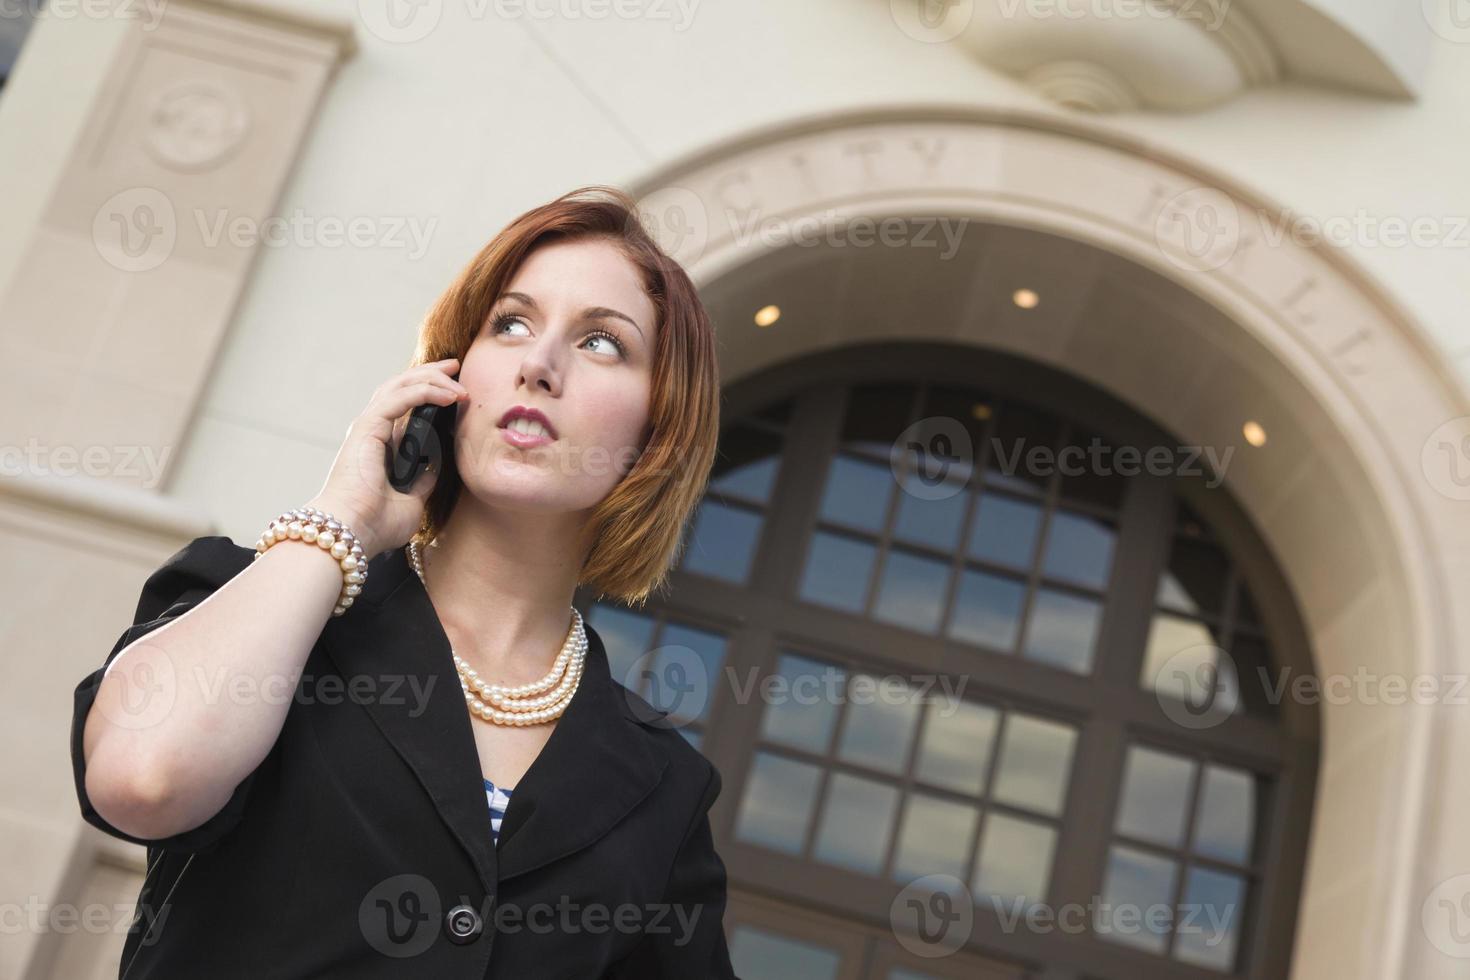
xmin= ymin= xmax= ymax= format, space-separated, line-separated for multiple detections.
xmin=70 ymin=535 xmax=740 ymax=979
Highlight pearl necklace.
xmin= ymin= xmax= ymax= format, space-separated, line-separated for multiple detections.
xmin=406 ymin=540 xmax=586 ymax=727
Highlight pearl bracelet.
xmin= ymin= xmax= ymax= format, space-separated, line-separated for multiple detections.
xmin=254 ymin=506 xmax=369 ymax=617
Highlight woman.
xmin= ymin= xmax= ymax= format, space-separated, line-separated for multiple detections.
xmin=70 ymin=186 xmax=737 ymax=978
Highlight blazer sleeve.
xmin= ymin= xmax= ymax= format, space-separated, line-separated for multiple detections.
xmin=70 ymin=534 xmax=268 ymax=855
xmin=610 ymin=761 xmax=740 ymax=979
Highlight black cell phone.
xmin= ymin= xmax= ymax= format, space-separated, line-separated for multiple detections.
xmin=386 ymin=372 xmax=459 ymax=492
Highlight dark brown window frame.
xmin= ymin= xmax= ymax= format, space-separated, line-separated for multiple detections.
xmin=581 ymin=342 xmax=1320 ymax=980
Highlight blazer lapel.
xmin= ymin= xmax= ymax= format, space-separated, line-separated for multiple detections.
xmin=321 ymin=545 xmax=668 ymax=895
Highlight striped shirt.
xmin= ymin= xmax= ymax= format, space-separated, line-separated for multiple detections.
xmin=484 ymin=778 xmax=513 ymax=846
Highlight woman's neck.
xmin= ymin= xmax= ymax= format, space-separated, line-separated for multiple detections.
xmin=419 ymin=503 xmax=594 ymax=685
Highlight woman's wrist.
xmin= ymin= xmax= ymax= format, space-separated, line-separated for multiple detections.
xmin=305 ymin=496 xmax=377 ymax=556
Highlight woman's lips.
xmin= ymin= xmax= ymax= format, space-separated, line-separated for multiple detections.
xmin=500 ymin=426 xmax=554 ymax=449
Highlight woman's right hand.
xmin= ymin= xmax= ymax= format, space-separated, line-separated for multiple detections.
xmin=306 ymin=357 xmax=469 ymax=556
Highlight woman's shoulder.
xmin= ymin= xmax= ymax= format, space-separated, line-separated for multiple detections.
xmin=603 ymin=673 xmax=718 ymax=791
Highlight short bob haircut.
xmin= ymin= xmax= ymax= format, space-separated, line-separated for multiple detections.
xmin=404 ymin=185 xmax=721 ymax=607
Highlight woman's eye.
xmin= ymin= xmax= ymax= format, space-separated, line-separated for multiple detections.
xmin=491 ymin=314 xmax=528 ymax=336
xmin=583 ymin=331 xmax=627 ymax=358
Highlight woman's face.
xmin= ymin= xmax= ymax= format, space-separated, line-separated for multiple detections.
xmin=454 ymin=237 xmax=657 ymax=516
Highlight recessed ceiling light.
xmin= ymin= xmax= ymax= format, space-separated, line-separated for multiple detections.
xmin=754 ymin=305 xmax=781 ymax=327
xmin=1243 ymin=421 xmax=1267 ymax=447
xmin=1012 ymin=289 xmax=1039 ymax=309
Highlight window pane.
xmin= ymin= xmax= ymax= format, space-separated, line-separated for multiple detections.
xmin=812 ymin=773 xmax=900 ymax=875
xmin=730 ymin=926 xmax=841 ymax=980
xmin=1193 ymin=765 xmax=1256 ymax=865
xmin=968 ymin=494 xmax=1041 ymax=568
xmin=1175 ymin=867 xmax=1246 ymax=971
xmin=836 ymin=676 xmax=920 ymax=774
xmin=735 ymin=753 xmax=822 ymax=855
xmin=681 ymin=500 xmax=763 ymax=583
xmin=1098 ymin=845 xmax=1178 ymax=953
xmin=585 ymin=606 xmax=656 ymax=686
xmin=949 ymin=569 xmax=1026 ymax=652
xmin=710 ymin=424 xmax=783 ymax=502
xmin=650 ymin=623 xmax=728 ymax=724
xmin=799 ymin=532 xmax=876 ymax=612
xmin=893 ymin=476 xmax=968 ymax=551
xmin=1041 ymin=510 xmax=1116 ymax=589
xmin=1139 ymin=614 xmax=1239 ymax=716
xmin=973 ymin=813 xmax=1057 ymax=909
xmin=819 ymin=455 xmax=893 ymax=531
xmin=760 ymin=654 xmax=844 ymax=753
xmin=892 ymin=793 xmax=980 ymax=882
xmin=984 ymin=404 xmax=1059 ymax=495
xmin=916 ymin=699 xmax=1000 ymax=795
xmin=1116 ymin=746 xmax=1197 ymax=848
xmin=842 ymin=382 xmax=917 ymax=456
xmin=753 ymin=397 xmax=793 ymax=425
xmin=873 ymin=549 xmax=950 ymax=634
xmin=1235 ymin=584 xmax=1263 ymax=628
xmin=1058 ymin=428 xmax=1126 ymax=510
xmin=1157 ymin=537 xmax=1229 ymax=616
xmin=991 ymin=714 xmax=1077 ymax=817
xmin=1022 ymin=589 xmax=1102 ymax=674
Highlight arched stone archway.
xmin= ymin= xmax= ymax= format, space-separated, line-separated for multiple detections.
xmin=631 ymin=108 xmax=1470 ymax=980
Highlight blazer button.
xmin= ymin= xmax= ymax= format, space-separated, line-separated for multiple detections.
xmin=444 ymin=904 xmax=483 ymax=944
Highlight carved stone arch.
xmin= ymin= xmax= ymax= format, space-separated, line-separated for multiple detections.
xmin=630 ymin=107 xmax=1470 ymax=980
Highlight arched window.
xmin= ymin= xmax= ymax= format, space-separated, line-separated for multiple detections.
xmin=582 ymin=343 xmax=1318 ymax=980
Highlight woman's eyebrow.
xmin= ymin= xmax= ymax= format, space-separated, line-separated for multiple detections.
xmin=501 ymin=291 xmax=644 ymax=341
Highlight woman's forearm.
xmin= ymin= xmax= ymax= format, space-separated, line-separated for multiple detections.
xmin=81 ymin=537 xmax=346 ymax=841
